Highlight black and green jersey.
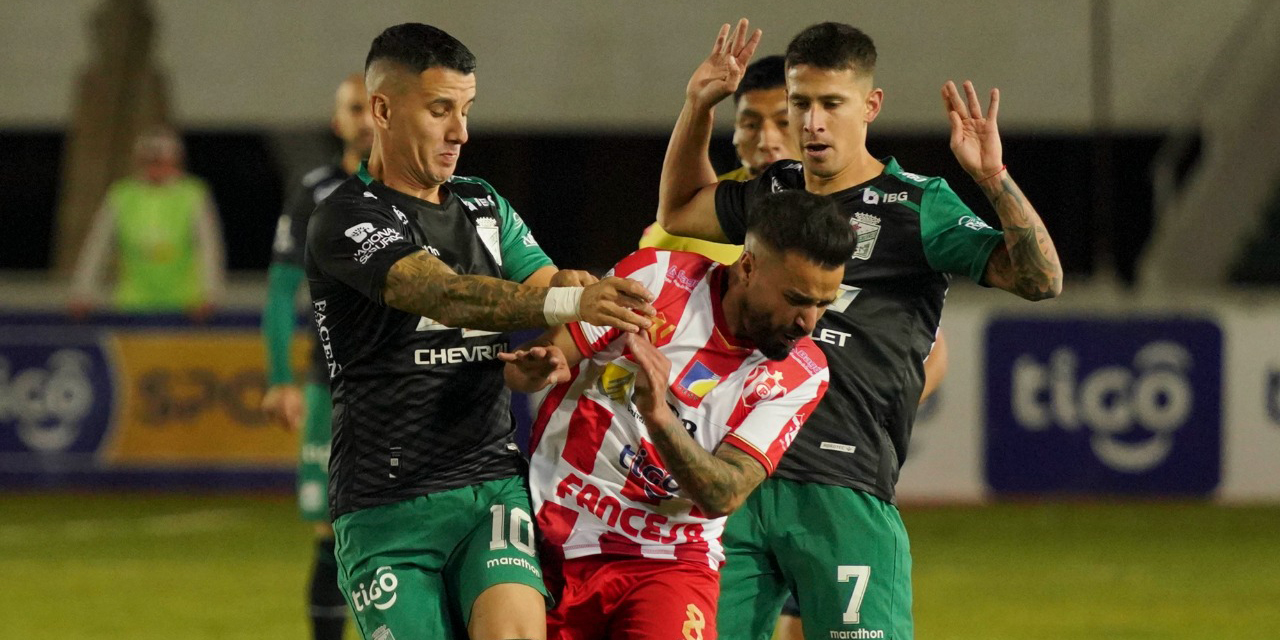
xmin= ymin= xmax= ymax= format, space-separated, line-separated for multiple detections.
xmin=715 ymin=158 xmax=1002 ymax=502
xmin=305 ymin=163 xmax=554 ymax=518
xmin=272 ymin=164 xmax=348 ymax=384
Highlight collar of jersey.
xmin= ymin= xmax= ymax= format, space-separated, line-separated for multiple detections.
xmin=709 ymin=265 xmax=754 ymax=352
xmin=355 ymin=161 xmax=453 ymax=210
xmin=818 ymin=156 xmax=902 ymax=200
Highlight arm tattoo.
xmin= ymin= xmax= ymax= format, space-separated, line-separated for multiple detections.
xmin=383 ymin=250 xmax=548 ymax=330
xmin=980 ymin=174 xmax=1064 ymax=301
xmin=645 ymin=411 xmax=766 ymax=517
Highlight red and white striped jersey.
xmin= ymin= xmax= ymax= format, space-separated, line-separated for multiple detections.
xmin=530 ymin=249 xmax=830 ymax=569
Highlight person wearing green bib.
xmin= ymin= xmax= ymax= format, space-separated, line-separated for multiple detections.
xmin=70 ymin=127 xmax=225 ymax=317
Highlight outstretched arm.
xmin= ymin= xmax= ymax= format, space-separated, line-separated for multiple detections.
xmin=383 ymin=250 xmax=655 ymax=333
xmin=627 ymin=332 xmax=766 ymax=518
xmin=943 ymin=80 xmax=1063 ymax=301
xmin=657 ymin=19 xmax=761 ymax=242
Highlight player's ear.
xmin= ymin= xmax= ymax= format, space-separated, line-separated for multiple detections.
xmin=864 ymin=87 xmax=883 ymax=124
xmin=370 ymin=93 xmax=392 ymax=129
xmin=738 ymin=250 xmax=756 ymax=282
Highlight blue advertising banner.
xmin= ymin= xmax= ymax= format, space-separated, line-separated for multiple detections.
xmin=985 ymin=316 xmax=1222 ymax=495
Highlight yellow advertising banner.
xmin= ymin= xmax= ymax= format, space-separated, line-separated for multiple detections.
xmin=100 ymin=330 xmax=311 ymax=467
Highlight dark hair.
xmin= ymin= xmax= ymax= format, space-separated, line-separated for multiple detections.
xmin=746 ymin=190 xmax=854 ymax=268
xmin=785 ymin=22 xmax=877 ymax=76
xmin=734 ymin=55 xmax=786 ymax=104
xmin=365 ymin=23 xmax=476 ymax=75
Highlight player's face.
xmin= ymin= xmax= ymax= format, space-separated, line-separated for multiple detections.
xmin=786 ymin=64 xmax=882 ymax=180
xmin=379 ymin=67 xmax=474 ymax=188
xmin=732 ymin=87 xmax=798 ymax=177
xmin=738 ymin=248 xmax=844 ymax=360
xmin=333 ymin=79 xmax=374 ymax=158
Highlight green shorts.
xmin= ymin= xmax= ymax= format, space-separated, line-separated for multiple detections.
xmin=717 ymin=477 xmax=912 ymax=640
xmin=332 ymin=476 xmax=550 ymax=640
xmin=298 ymin=382 xmax=331 ymax=522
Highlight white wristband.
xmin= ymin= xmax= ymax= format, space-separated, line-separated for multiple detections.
xmin=543 ymin=287 xmax=584 ymax=325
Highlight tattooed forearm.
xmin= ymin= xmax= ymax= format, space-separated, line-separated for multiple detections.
xmin=645 ymin=411 xmax=766 ymax=518
xmin=979 ymin=173 xmax=1063 ymax=301
xmin=384 ymin=250 xmax=548 ymax=330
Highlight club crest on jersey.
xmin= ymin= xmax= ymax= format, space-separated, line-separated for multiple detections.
xmin=674 ymin=360 xmax=721 ymax=406
xmin=850 ymin=212 xmax=881 ymax=261
xmin=742 ymin=365 xmax=787 ymax=407
xmin=474 ymin=216 xmax=503 ymax=267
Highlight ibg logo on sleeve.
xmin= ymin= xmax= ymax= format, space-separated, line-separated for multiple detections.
xmin=985 ymin=317 xmax=1222 ymax=495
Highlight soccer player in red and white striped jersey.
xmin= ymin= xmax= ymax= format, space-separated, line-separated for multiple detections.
xmin=502 ymin=190 xmax=857 ymax=640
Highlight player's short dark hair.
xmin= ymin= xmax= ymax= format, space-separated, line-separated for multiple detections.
xmin=785 ymin=22 xmax=877 ymax=77
xmin=747 ymin=190 xmax=854 ymax=269
xmin=734 ymin=55 xmax=786 ymax=104
xmin=365 ymin=23 xmax=476 ymax=75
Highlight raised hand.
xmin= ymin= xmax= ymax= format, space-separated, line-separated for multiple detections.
xmin=499 ymin=345 xmax=570 ymax=392
xmin=579 ymin=277 xmax=656 ymax=333
xmin=942 ymin=80 xmax=1003 ymax=182
xmin=626 ymin=332 xmax=673 ymax=424
xmin=686 ymin=18 xmax=763 ymax=110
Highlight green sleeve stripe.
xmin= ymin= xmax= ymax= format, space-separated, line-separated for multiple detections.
xmin=479 ymin=180 xmax=554 ymax=282
xmin=263 ymin=263 xmax=304 ymax=385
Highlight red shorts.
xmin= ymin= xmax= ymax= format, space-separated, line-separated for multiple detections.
xmin=547 ymin=555 xmax=719 ymax=640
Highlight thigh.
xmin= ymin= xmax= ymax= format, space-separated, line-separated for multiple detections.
xmin=332 ymin=489 xmax=485 ymax=640
xmin=446 ymin=476 xmax=550 ymax=630
xmin=613 ymin=562 xmax=720 ymax=640
xmin=776 ymin=484 xmax=913 ymax=640
xmin=297 ymin=383 xmax=331 ymax=522
xmin=546 ymin=557 xmax=613 ymax=640
xmin=717 ymin=483 xmax=790 ymax=640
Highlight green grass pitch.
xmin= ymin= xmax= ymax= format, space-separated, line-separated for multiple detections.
xmin=1 ymin=493 xmax=1276 ymax=639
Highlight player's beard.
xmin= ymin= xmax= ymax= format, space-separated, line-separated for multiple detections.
xmin=739 ymin=302 xmax=806 ymax=361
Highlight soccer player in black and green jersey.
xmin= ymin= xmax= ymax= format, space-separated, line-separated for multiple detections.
xmin=261 ymin=73 xmax=372 ymax=640
xmin=658 ymin=21 xmax=1063 ymax=640
xmin=305 ymin=24 xmax=655 ymax=640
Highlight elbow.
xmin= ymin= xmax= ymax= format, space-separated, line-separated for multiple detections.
xmin=1022 ymin=278 xmax=1063 ymax=302
xmin=694 ymin=492 xmax=747 ymax=519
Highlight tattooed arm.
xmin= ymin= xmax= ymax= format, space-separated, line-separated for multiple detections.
xmin=384 ymin=250 xmax=656 ymax=332
xmin=627 ymin=333 xmax=767 ymax=518
xmin=384 ymin=250 xmax=549 ymax=330
xmin=979 ymin=172 xmax=1063 ymax=300
xmin=943 ymin=80 xmax=1062 ymax=301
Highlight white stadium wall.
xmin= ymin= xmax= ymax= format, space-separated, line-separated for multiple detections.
xmin=0 ymin=0 xmax=1259 ymax=129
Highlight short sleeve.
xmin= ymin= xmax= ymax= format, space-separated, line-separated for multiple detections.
xmin=720 ymin=350 xmax=830 ymax=474
xmin=919 ymin=178 xmax=1004 ymax=283
xmin=270 ymin=183 xmax=315 ymax=267
xmin=565 ymin=248 xmax=668 ymax=360
xmin=478 ymin=183 xmax=553 ymax=282
xmin=306 ymin=201 xmax=422 ymax=304
xmin=713 ymin=160 xmax=803 ymax=244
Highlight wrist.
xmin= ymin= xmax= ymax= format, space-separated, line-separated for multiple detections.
xmin=974 ymin=164 xmax=1007 ymax=186
xmin=543 ymin=287 xmax=584 ymax=325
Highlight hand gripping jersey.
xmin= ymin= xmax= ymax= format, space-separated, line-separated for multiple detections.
xmin=305 ymin=163 xmax=553 ymax=518
xmin=715 ymin=158 xmax=1003 ymax=502
xmin=530 ymin=249 xmax=830 ymax=569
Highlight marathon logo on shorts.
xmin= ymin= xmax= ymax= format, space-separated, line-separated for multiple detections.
xmin=350 ymin=566 xmax=399 ymax=613
xmin=485 ymin=556 xmax=542 ymax=577
xmin=828 ymin=630 xmax=885 ymax=639
xmin=352 ymin=228 xmax=405 ymax=264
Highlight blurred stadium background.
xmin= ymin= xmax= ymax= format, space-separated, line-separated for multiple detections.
xmin=2 ymin=1 xmax=1279 ymax=638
